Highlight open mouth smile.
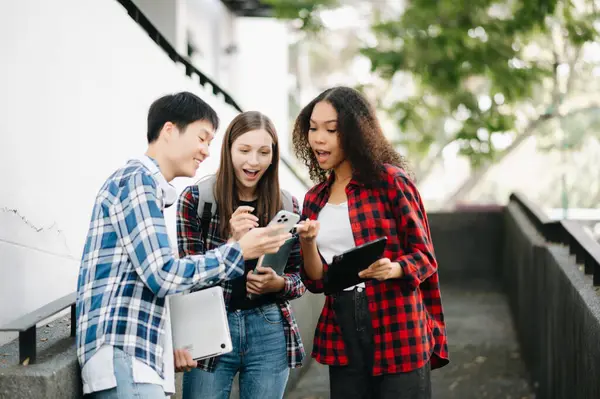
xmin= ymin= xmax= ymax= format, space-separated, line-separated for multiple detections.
xmin=243 ymin=169 xmax=260 ymax=179
xmin=314 ymin=150 xmax=330 ymax=163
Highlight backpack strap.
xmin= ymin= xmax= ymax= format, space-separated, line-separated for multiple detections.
xmin=200 ymin=202 xmax=212 ymax=245
xmin=195 ymin=175 xmax=218 ymax=245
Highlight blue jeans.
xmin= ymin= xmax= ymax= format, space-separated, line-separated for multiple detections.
xmin=182 ymin=303 xmax=290 ymax=399
xmin=88 ymin=348 xmax=164 ymax=399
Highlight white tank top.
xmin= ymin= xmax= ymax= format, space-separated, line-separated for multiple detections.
xmin=316 ymin=202 xmax=365 ymax=290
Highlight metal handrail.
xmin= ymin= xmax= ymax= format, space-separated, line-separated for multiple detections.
xmin=116 ymin=0 xmax=242 ymax=111
xmin=509 ymin=192 xmax=600 ymax=285
xmin=0 ymin=292 xmax=76 ymax=364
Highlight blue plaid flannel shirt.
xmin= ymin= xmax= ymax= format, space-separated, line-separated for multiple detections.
xmin=76 ymin=158 xmax=245 ymax=377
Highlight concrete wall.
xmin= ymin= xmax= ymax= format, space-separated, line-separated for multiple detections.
xmin=0 ymin=317 xmax=80 ymax=399
xmin=428 ymin=210 xmax=504 ymax=283
xmin=419 ymin=205 xmax=600 ymax=399
xmin=503 ymin=202 xmax=600 ymax=399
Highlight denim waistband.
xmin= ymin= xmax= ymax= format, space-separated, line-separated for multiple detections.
xmin=228 ymin=302 xmax=279 ymax=315
xmin=332 ymin=285 xmax=367 ymax=299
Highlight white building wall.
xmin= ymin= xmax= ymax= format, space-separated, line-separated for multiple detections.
xmin=127 ymin=1 xmax=294 ymax=162
xmin=131 ymin=0 xmax=188 ymax=53
xmin=232 ymin=18 xmax=292 ymax=155
xmin=132 ymin=0 xmax=237 ymax=90
xmin=0 ymin=0 xmax=306 ymax=347
xmin=186 ymin=0 xmax=237 ymax=89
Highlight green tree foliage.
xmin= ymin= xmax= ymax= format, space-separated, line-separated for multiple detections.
xmin=262 ymin=0 xmax=339 ymax=31
xmin=361 ymin=0 xmax=598 ymax=169
xmin=268 ymin=0 xmax=599 ymax=175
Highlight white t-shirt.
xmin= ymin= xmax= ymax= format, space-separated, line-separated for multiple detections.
xmin=316 ymin=202 xmax=365 ymax=290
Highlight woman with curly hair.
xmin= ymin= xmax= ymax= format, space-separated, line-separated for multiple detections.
xmin=294 ymin=87 xmax=449 ymax=399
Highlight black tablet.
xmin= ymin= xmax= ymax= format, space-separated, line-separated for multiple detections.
xmin=323 ymin=236 xmax=387 ymax=295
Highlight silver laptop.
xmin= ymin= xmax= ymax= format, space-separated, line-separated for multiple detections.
xmin=169 ymin=286 xmax=232 ymax=361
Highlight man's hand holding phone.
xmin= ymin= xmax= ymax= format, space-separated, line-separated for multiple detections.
xmin=238 ymin=224 xmax=290 ymax=260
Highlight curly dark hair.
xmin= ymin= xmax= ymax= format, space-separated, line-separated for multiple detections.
xmin=292 ymin=86 xmax=410 ymax=184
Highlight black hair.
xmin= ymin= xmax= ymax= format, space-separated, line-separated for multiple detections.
xmin=147 ymin=91 xmax=219 ymax=143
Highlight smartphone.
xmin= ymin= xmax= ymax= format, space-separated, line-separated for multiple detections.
xmin=267 ymin=210 xmax=300 ymax=236
xmin=248 ymin=236 xmax=298 ymax=300
xmin=255 ymin=236 xmax=297 ymax=275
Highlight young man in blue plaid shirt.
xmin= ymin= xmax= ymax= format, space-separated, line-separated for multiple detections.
xmin=76 ymin=92 xmax=291 ymax=398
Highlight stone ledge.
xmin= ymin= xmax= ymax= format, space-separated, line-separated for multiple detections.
xmin=0 ymin=316 xmax=82 ymax=399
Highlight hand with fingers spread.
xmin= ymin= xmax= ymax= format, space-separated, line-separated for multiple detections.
xmin=358 ymin=258 xmax=403 ymax=281
xmin=174 ymin=348 xmax=197 ymax=373
xmin=246 ymin=265 xmax=285 ymax=295
xmin=229 ymin=205 xmax=259 ymax=241
xmin=296 ymin=219 xmax=320 ymax=243
xmin=238 ymin=224 xmax=291 ymax=260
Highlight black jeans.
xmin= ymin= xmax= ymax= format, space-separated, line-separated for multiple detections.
xmin=329 ymin=288 xmax=432 ymax=399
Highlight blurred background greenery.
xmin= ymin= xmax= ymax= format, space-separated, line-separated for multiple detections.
xmin=267 ymin=0 xmax=600 ymax=213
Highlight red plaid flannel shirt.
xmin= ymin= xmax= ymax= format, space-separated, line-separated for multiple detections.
xmin=176 ymin=185 xmax=306 ymax=372
xmin=301 ymin=164 xmax=449 ymax=375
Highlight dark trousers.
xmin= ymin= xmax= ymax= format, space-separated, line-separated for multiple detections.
xmin=329 ymin=288 xmax=432 ymax=399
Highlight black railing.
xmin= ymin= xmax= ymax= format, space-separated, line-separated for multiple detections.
xmin=116 ymin=0 xmax=309 ymax=189
xmin=116 ymin=0 xmax=242 ymax=112
xmin=510 ymin=192 xmax=600 ymax=286
xmin=221 ymin=0 xmax=273 ymax=17
xmin=0 ymin=293 xmax=76 ymax=364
